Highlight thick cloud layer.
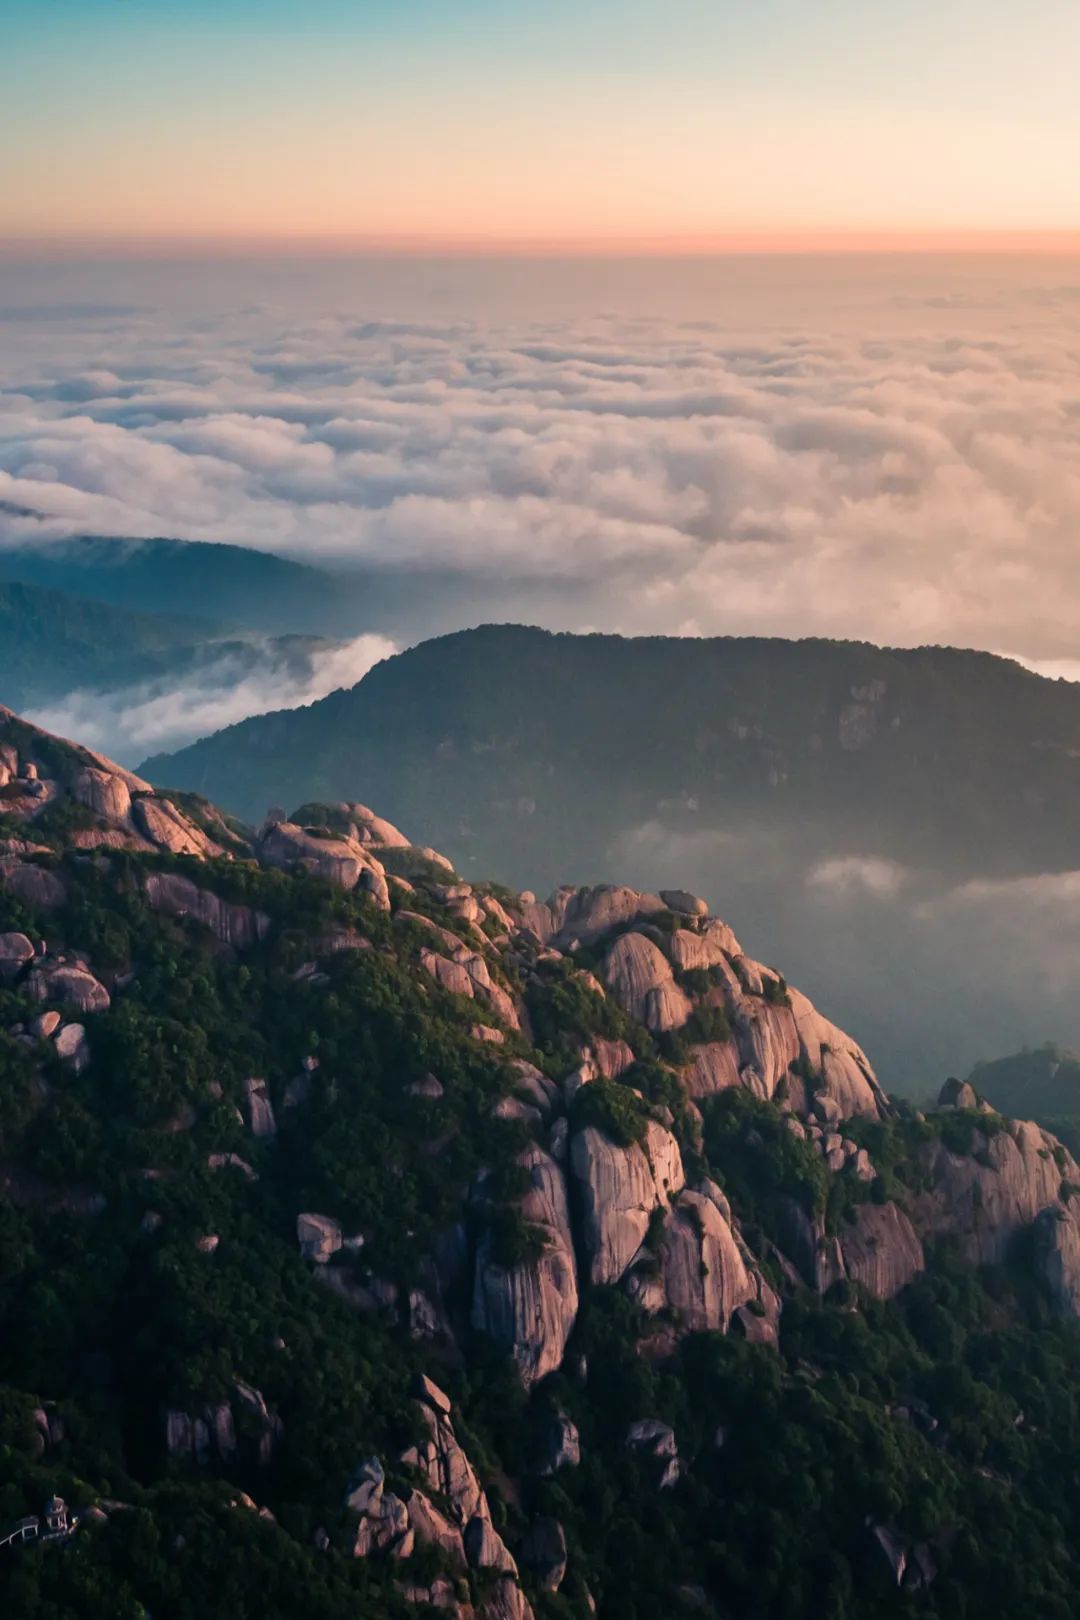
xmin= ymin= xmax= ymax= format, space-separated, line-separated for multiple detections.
xmin=2 ymin=255 xmax=1080 ymax=658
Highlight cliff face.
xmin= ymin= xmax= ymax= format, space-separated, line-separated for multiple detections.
xmin=5 ymin=703 xmax=1080 ymax=1619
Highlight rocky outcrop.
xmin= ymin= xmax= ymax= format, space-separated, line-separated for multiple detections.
xmin=165 ymin=1382 xmax=281 ymax=1467
xmin=668 ymin=918 xmax=741 ymax=971
xmin=296 ymin=1212 xmax=342 ymax=1263
xmin=420 ymin=946 xmax=520 ymax=1030
xmin=625 ymin=1419 xmax=680 ymax=1489
xmin=604 ymin=932 xmax=691 ymax=1033
xmin=472 ymin=1145 xmax=579 ymax=1386
xmin=244 ymin=1077 xmax=277 ymax=1139
xmin=913 ymin=1118 xmax=1073 ymax=1266
xmin=0 ymin=859 xmax=67 ymax=910
xmin=1035 ymin=1206 xmax=1080 ymax=1316
xmin=571 ymin=1120 xmax=685 ymax=1285
xmin=629 ymin=1182 xmax=778 ymax=1337
xmin=348 ymin=1380 xmax=535 ymax=1619
xmin=258 ymin=821 xmax=390 ymax=906
xmin=837 ymin=1202 xmax=924 ymax=1299
xmin=550 ymin=885 xmax=667 ymax=947
xmin=0 ymin=932 xmax=34 ymax=983
xmin=131 ymin=796 xmax=220 ymax=857
xmin=72 ymin=767 xmax=131 ymax=823
xmin=144 ymin=871 xmax=270 ymax=949
xmin=26 ymin=960 xmax=110 ymax=1015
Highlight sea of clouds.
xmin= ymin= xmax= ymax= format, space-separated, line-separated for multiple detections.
xmin=3 ymin=255 xmax=1080 ymax=1079
xmin=2 ymin=254 xmax=1080 ymax=663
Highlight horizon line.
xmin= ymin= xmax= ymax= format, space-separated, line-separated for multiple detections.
xmin=3 ymin=227 xmax=1080 ymax=261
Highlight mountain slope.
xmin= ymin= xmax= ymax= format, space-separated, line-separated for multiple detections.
xmin=0 ymin=579 xmax=223 ymax=711
xmin=142 ymin=624 xmax=1080 ymax=880
xmin=0 ymin=535 xmax=366 ymax=637
xmin=3 ymin=707 xmax=1080 ymax=1617
xmin=142 ymin=624 xmax=1080 ymax=1088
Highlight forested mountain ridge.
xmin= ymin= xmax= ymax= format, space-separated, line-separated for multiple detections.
xmin=141 ymin=623 xmax=1080 ymax=883
xmin=3 ymin=706 xmax=1080 ymax=1617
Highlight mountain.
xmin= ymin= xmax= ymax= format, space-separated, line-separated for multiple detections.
xmin=3 ymin=703 xmax=1080 ymax=1617
xmin=0 ymin=536 xmax=365 ymax=638
xmin=0 ymin=579 xmax=223 ymax=711
xmin=968 ymin=1045 xmax=1080 ymax=1157
xmin=0 ymin=577 xmax=361 ymax=762
xmin=142 ymin=623 xmax=1080 ymax=1088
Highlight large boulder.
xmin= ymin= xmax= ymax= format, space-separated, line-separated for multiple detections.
xmin=837 ymin=1202 xmax=925 ymax=1299
xmin=0 ymin=931 xmax=34 ymax=983
xmin=632 ymin=1184 xmax=776 ymax=1335
xmin=603 ymin=932 xmax=691 ymax=1033
xmin=26 ymin=961 xmax=110 ymax=1015
xmin=144 ymin=871 xmax=270 ymax=949
xmin=912 ymin=1118 xmax=1072 ymax=1266
xmin=72 ymin=767 xmax=131 ymax=823
xmin=571 ymin=1120 xmax=685 ymax=1285
xmin=258 ymin=821 xmax=389 ymax=905
xmin=133 ymin=796 xmax=221 ymax=857
xmin=0 ymin=859 xmax=67 ymax=910
xmin=472 ymin=1145 xmax=579 ymax=1386
xmin=551 ymin=884 xmax=667 ymax=947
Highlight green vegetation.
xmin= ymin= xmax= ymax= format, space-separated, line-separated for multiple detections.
xmin=5 ymin=828 xmax=1080 ymax=1618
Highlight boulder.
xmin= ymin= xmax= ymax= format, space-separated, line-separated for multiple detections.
xmin=603 ymin=932 xmax=691 ymax=1032
xmin=938 ymin=1077 xmax=979 ymax=1110
xmin=472 ymin=1145 xmax=579 ymax=1386
xmin=26 ymin=961 xmax=110 ymax=1015
xmin=838 ymin=1202 xmax=924 ymax=1299
xmin=244 ymin=1076 xmax=277 ymax=1139
xmin=538 ymin=1409 xmax=581 ymax=1475
xmin=591 ymin=1037 xmax=636 ymax=1079
xmin=626 ymin=1419 xmax=680 ymax=1489
xmin=551 ymin=884 xmax=667 ymax=947
xmin=54 ymin=1022 xmax=89 ymax=1071
xmin=0 ymin=931 xmax=34 ymax=982
xmin=660 ymin=889 xmax=709 ymax=917
xmin=30 ymin=1009 xmax=61 ymax=1039
xmin=297 ymin=1212 xmax=342 ymax=1263
xmin=144 ymin=872 xmax=270 ymax=950
xmin=0 ymin=859 xmax=67 ymax=909
xmin=133 ymin=796 xmax=220 ymax=857
xmin=72 ymin=767 xmax=131 ymax=823
xmin=571 ymin=1120 xmax=685 ymax=1285
xmin=522 ymin=1517 xmax=568 ymax=1591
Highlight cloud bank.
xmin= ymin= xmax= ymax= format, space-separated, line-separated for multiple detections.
xmin=2 ymin=257 xmax=1080 ymax=659
xmin=26 ymin=633 xmax=396 ymax=762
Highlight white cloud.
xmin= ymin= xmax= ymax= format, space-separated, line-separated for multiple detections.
xmin=26 ymin=633 xmax=396 ymax=761
xmin=2 ymin=262 xmax=1080 ymax=657
xmin=807 ymin=856 xmax=909 ymax=898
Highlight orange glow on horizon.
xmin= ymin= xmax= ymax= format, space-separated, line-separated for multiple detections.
xmin=4 ymin=228 xmax=1080 ymax=261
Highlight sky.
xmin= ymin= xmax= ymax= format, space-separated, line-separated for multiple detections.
xmin=3 ymin=0 xmax=1080 ymax=247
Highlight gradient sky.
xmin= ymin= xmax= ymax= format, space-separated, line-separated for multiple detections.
xmin=3 ymin=0 xmax=1080 ymax=246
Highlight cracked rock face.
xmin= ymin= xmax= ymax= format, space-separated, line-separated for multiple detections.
xmin=632 ymin=1186 xmax=773 ymax=1336
xmin=472 ymin=1145 xmax=579 ymax=1387
xmin=603 ymin=932 xmax=692 ymax=1032
xmin=257 ymin=821 xmax=389 ymax=905
xmin=571 ymin=1119 xmax=686 ymax=1286
xmin=913 ymin=1118 xmax=1075 ymax=1265
xmin=144 ymin=871 xmax=270 ymax=950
